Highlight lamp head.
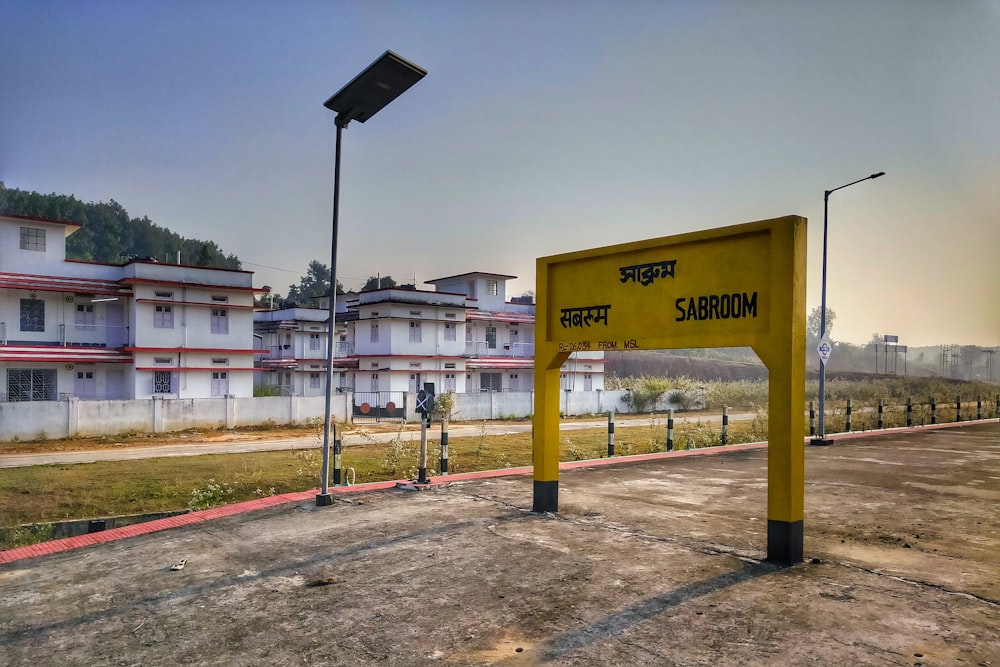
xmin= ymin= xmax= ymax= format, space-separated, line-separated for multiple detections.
xmin=870 ymin=171 xmax=886 ymax=179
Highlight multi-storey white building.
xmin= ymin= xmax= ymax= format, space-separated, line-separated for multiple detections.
xmin=0 ymin=213 xmax=263 ymax=400
xmin=253 ymin=271 xmax=605 ymax=404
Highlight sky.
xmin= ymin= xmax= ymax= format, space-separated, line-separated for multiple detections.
xmin=2 ymin=0 xmax=998 ymax=348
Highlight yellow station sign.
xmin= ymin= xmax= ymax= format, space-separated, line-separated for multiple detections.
xmin=532 ymin=215 xmax=807 ymax=564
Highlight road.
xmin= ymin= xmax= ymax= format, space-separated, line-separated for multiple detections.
xmin=0 ymin=412 xmax=757 ymax=468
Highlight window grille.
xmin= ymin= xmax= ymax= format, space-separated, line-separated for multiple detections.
xmin=20 ymin=299 xmax=45 ymax=332
xmin=19 ymin=227 xmax=45 ymax=251
xmin=153 ymin=371 xmax=172 ymax=393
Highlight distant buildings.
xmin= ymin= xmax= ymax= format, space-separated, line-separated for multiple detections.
xmin=0 ymin=213 xmax=603 ymax=405
xmin=254 ymin=272 xmax=605 ymax=400
xmin=0 ymin=214 xmax=263 ymax=401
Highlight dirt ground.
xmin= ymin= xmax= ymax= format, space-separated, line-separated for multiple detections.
xmin=1 ymin=423 xmax=997 ymax=666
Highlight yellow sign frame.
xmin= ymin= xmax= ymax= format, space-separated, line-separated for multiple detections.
xmin=532 ymin=215 xmax=806 ymax=564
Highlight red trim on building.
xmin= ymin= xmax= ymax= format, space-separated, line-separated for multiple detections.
xmin=125 ymin=347 xmax=262 ymax=355
xmin=134 ymin=366 xmax=255 ymax=372
xmin=120 ymin=277 xmax=263 ymax=291
xmin=1 ymin=213 xmax=83 ymax=228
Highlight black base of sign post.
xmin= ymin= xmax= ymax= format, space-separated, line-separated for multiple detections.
xmin=809 ymin=437 xmax=834 ymax=446
xmin=315 ymin=492 xmax=333 ymax=507
xmin=533 ymin=480 xmax=558 ymax=513
xmin=766 ymin=519 xmax=804 ymax=565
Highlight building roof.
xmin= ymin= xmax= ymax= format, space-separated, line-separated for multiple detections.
xmin=425 ymin=271 xmax=517 ymax=284
xmin=0 ymin=213 xmax=83 ymax=229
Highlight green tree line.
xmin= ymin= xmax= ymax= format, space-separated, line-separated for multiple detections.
xmin=0 ymin=183 xmax=241 ymax=269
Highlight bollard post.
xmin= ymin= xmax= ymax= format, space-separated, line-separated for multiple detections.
xmin=333 ymin=423 xmax=342 ymax=486
xmin=956 ymin=394 xmax=962 ymax=422
xmin=930 ymin=397 xmax=936 ymax=425
xmin=877 ymin=399 xmax=883 ymax=429
xmin=845 ymin=398 xmax=853 ymax=432
xmin=440 ymin=418 xmax=449 ymax=475
xmin=607 ymin=409 xmax=615 ymax=457
xmin=906 ymin=397 xmax=912 ymax=427
xmin=809 ymin=401 xmax=815 ymax=437
xmin=996 ymin=394 xmax=999 ymax=420
xmin=666 ymin=408 xmax=674 ymax=452
xmin=977 ymin=395 xmax=982 ymax=421
xmin=417 ymin=415 xmax=429 ymax=484
xmin=721 ymin=406 xmax=729 ymax=445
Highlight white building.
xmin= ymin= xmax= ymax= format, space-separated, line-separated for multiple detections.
xmin=253 ymin=271 xmax=605 ymax=405
xmin=0 ymin=213 xmax=264 ymax=401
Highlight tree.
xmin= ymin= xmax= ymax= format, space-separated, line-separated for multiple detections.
xmin=807 ymin=306 xmax=836 ymax=343
xmin=361 ymin=275 xmax=397 ymax=291
xmin=286 ymin=260 xmax=345 ymax=305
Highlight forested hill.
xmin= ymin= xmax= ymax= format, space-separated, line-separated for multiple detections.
xmin=0 ymin=184 xmax=241 ymax=270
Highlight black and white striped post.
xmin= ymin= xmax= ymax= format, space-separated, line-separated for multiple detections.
xmin=721 ymin=406 xmax=729 ymax=445
xmin=956 ymin=394 xmax=962 ymax=422
xmin=666 ymin=408 xmax=675 ymax=452
xmin=930 ymin=397 xmax=937 ymax=425
xmin=977 ymin=395 xmax=982 ymax=421
xmin=877 ymin=399 xmax=883 ymax=429
xmin=417 ymin=414 xmax=429 ymax=484
xmin=607 ymin=410 xmax=615 ymax=457
xmin=809 ymin=401 xmax=815 ymax=437
xmin=906 ymin=397 xmax=912 ymax=427
xmin=845 ymin=398 xmax=853 ymax=432
xmin=440 ymin=418 xmax=449 ymax=475
xmin=996 ymin=394 xmax=999 ymax=420
xmin=332 ymin=423 xmax=342 ymax=486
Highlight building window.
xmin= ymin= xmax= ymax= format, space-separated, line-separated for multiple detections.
xmin=310 ymin=333 xmax=321 ymax=350
xmin=211 ymin=295 xmax=228 ymax=302
xmin=212 ymin=358 xmax=228 ymax=365
xmin=561 ymin=373 xmax=571 ymax=391
xmin=370 ymin=323 xmax=379 ymax=342
xmin=445 ymin=373 xmax=457 ymax=392
xmin=409 ymin=320 xmax=421 ymax=343
xmin=153 ymin=370 xmax=172 ymax=394
xmin=211 ymin=308 xmax=228 ymax=334
xmin=584 ymin=373 xmax=594 ymax=391
xmin=8 ymin=369 xmax=56 ymax=401
xmin=75 ymin=303 xmax=96 ymax=328
xmin=480 ymin=372 xmax=502 ymax=392
xmin=310 ymin=373 xmax=321 ymax=389
xmin=154 ymin=357 xmax=172 ymax=364
xmin=154 ymin=304 xmax=173 ymax=328
xmin=487 ymin=280 xmax=498 ymax=296
xmin=20 ymin=298 xmax=45 ymax=332
xmin=509 ymin=373 xmax=519 ymax=392
xmin=154 ymin=290 xmax=173 ymax=298
xmin=485 ymin=326 xmax=497 ymax=350
xmin=444 ymin=322 xmax=456 ymax=341
xmin=371 ymin=373 xmax=379 ymax=392
xmin=19 ymin=227 xmax=45 ymax=251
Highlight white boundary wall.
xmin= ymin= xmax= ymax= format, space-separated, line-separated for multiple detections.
xmin=0 ymin=390 xmax=691 ymax=442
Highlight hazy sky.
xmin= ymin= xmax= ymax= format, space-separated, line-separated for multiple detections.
xmin=3 ymin=1 xmax=998 ymax=347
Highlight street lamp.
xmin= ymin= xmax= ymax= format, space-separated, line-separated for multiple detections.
xmin=316 ymin=51 xmax=427 ymax=506
xmin=813 ymin=171 xmax=885 ymax=446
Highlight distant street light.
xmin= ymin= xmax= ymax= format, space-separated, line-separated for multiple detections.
xmin=813 ymin=171 xmax=885 ymax=445
xmin=316 ymin=51 xmax=426 ymax=506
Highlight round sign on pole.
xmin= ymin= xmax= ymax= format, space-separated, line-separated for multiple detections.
xmin=816 ymin=339 xmax=832 ymax=364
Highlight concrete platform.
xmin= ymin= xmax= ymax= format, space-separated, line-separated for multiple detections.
xmin=1 ymin=422 xmax=997 ymax=666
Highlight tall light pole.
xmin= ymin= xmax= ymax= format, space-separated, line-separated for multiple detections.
xmin=316 ymin=51 xmax=427 ymax=506
xmin=813 ymin=171 xmax=885 ymax=445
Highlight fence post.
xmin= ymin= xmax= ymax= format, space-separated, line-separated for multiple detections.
xmin=845 ymin=398 xmax=853 ymax=432
xmin=440 ymin=418 xmax=449 ymax=475
xmin=809 ymin=400 xmax=815 ymax=437
xmin=906 ymin=397 xmax=912 ymax=427
xmin=877 ymin=399 xmax=883 ymax=429
xmin=930 ymin=397 xmax=936 ymax=425
xmin=332 ymin=423 xmax=342 ymax=486
xmin=956 ymin=394 xmax=962 ymax=423
xmin=607 ymin=409 xmax=615 ymax=457
xmin=721 ymin=406 xmax=729 ymax=445
xmin=666 ymin=408 xmax=674 ymax=452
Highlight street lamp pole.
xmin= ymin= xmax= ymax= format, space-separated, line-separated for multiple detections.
xmin=814 ymin=171 xmax=885 ymax=445
xmin=316 ymin=51 xmax=426 ymax=506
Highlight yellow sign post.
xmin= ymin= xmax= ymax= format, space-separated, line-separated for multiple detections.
xmin=533 ymin=215 xmax=806 ymax=564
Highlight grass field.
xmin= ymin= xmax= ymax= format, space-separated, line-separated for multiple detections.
xmin=1 ymin=416 xmax=773 ymax=547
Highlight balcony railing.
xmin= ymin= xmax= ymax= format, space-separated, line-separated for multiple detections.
xmin=0 ymin=322 xmax=129 ymax=348
xmin=264 ymin=340 xmax=355 ymax=360
xmin=464 ymin=341 xmax=534 ymax=358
